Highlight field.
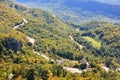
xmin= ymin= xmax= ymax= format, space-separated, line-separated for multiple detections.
xmin=83 ymin=36 xmax=101 ymax=49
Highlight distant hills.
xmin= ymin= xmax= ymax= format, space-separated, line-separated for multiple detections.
xmin=64 ymin=0 xmax=120 ymax=18
xmin=16 ymin=0 xmax=120 ymax=5
xmin=92 ymin=0 xmax=120 ymax=5
xmin=16 ymin=0 xmax=120 ymax=24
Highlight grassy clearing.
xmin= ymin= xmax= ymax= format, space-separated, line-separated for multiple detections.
xmin=83 ymin=36 xmax=101 ymax=49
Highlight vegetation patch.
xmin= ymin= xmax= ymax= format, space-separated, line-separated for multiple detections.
xmin=83 ymin=36 xmax=101 ymax=49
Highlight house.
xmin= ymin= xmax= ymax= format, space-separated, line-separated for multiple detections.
xmin=80 ymin=58 xmax=90 ymax=69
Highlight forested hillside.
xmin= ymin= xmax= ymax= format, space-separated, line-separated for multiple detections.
xmin=0 ymin=0 xmax=120 ymax=80
xmin=0 ymin=2 xmax=78 ymax=80
xmin=0 ymin=2 xmax=23 ymax=27
xmin=73 ymin=23 xmax=120 ymax=67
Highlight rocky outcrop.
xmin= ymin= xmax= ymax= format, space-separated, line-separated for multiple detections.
xmin=3 ymin=38 xmax=22 ymax=53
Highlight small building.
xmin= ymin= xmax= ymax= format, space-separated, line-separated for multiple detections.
xmin=80 ymin=59 xmax=90 ymax=69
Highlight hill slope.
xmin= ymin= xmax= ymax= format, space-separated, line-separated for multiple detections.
xmin=0 ymin=2 xmax=71 ymax=80
xmin=0 ymin=2 xmax=23 ymax=27
xmin=0 ymin=1 xmax=120 ymax=80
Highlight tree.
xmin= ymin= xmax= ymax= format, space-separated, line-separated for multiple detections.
xmin=26 ymin=69 xmax=34 ymax=80
xmin=80 ymin=63 xmax=87 ymax=70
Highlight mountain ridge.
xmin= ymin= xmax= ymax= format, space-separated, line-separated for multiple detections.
xmin=16 ymin=0 xmax=120 ymax=24
xmin=92 ymin=0 xmax=120 ymax=5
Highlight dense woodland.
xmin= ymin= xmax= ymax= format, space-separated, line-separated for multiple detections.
xmin=0 ymin=0 xmax=120 ymax=80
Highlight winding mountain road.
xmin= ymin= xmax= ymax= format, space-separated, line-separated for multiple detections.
xmin=33 ymin=50 xmax=50 ymax=60
xmin=69 ymin=35 xmax=83 ymax=49
xmin=63 ymin=67 xmax=82 ymax=74
xmin=27 ymin=36 xmax=36 ymax=45
xmin=13 ymin=18 xmax=50 ymax=60
xmin=13 ymin=18 xmax=88 ymax=74
xmin=102 ymin=64 xmax=110 ymax=73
